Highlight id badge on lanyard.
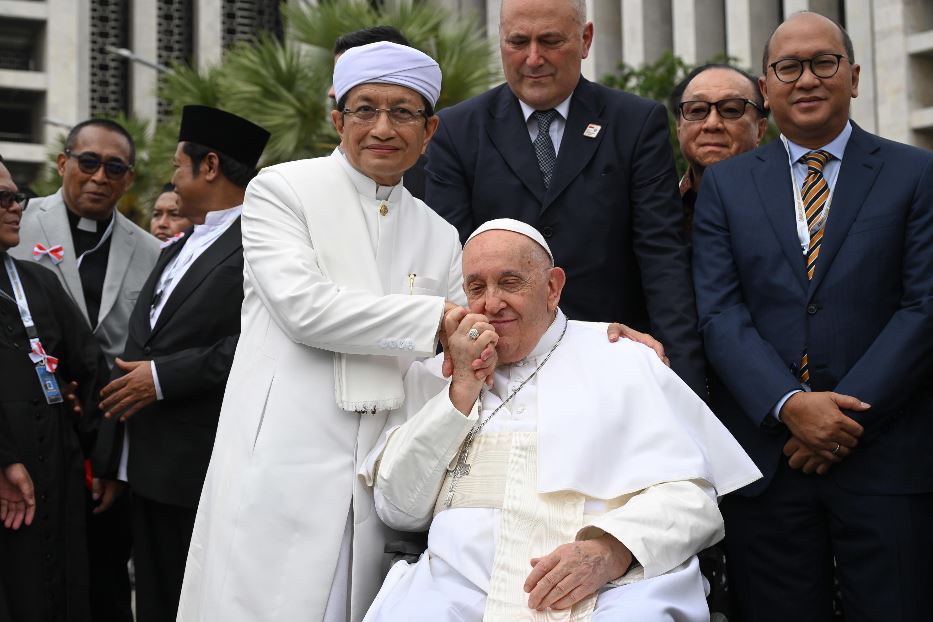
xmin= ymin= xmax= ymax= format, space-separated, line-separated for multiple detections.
xmin=2 ymin=255 xmax=63 ymax=404
xmin=780 ymin=135 xmax=834 ymax=255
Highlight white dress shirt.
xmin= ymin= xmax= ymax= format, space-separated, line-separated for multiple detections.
xmin=118 ymin=205 xmax=242 ymax=481
xmin=772 ymin=121 xmax=853 ymax=420
xmin=518 ymin=95 xmax=573 ymax=155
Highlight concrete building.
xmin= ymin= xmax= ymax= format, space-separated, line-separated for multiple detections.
xmin=0 ymin=0 xmax=929 ymax=186
xmin=444 ymin=0 xmax=933 ymax=150
xmin=0 ymin=0 xmax=281 ymax=186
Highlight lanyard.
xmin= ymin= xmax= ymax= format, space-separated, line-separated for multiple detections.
xmin=3 ymin=254 xmax=58 ymax=373
xmin=75 ymin=216 xmax=115 ymax=269
xmin=781 ymin=135 xmax=836 ymax=255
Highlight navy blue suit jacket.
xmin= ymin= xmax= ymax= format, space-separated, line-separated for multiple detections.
xmin=694 ymin=123 xmax=933 ymax=497
xmin=426 ymin=78 xmax=706 ymax=396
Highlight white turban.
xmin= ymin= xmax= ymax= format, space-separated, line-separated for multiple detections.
xmin=466 ymin=218 xmax=554 ymax=264
xmin=333 ymin=42 xmax=442 ymax=108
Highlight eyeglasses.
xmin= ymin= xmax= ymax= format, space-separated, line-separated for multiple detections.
xmin=0 ymin=191 xmax=28 ymax=210
xmin=678 ymin=98 xmax=763 ymax=122
xmin=342 ymin=105 xmax=426 ymax=125
xmin=769 ymin=53 xmax=849 ymax=83
xmin=64 ymin=149 xmax=134 ymax=180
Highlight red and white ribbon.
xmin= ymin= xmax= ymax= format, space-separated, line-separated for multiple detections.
xmin=32 ymin=243 xmax=65 ymax=264
xmin=159 ymin=231 xmax=185 ymax=249
xmin=28 ymin=339 xmax=59 ymax=373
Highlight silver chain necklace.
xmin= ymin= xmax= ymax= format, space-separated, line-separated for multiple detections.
xmin=443 ymin=315 xmax=569 ymax=508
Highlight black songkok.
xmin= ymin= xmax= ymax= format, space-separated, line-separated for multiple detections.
xmin=178 ymin=105 xmax=270 ymax=169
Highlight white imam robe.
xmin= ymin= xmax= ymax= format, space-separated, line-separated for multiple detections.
xmin=178 ymin=150 xmax=464 ymax=622
xmin=361 ymin=313 xmax=762 ymax=622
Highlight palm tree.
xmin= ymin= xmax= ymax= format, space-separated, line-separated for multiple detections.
xmin=33 ymin=0 xmax=498 ymax=225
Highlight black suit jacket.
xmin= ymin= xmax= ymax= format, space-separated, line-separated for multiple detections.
xmin=694 ymin=124 xmax=933 ymax=496
xmin=425 ymin=78 xmax=705 ymax=396
xmin=95 ymin=218 xmax=244 ymax=508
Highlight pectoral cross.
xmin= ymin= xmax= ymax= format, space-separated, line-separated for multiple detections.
xmin=443 ymin=434 xmax=475 ymax=508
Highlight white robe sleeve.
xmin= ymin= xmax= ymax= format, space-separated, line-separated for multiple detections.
xmin=576 ymin=479 xmax=723 ymax=580
xmin=370 ymin=387 xmax=479 ymax=531
xmin=241 ymin=169 xmax=446 ymax=356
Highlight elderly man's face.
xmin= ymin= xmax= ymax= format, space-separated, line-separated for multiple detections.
xmin=0 ymin=164 xmax=23 ymax=252
xmin=676 ymin=68 xmax=768 ymax=174
xmin=57 ymin=125 xmax=135 ymax=220
xmin=463 ymin=230 xmax=565 ymax=364
xmin=760 ymin=12 xmax=859 ymax=148
xmin=331 ymin=84 xmax=439 ymax=186
xmin=150 ymin=191 xmax=191 ymax=241
xmin=500 ymin=0 xmax=593 ymax=111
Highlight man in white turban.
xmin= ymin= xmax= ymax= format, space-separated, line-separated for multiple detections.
xmin=178 ymin=43 xmax=670 ymax=622
xmin=177 ymin=42 xmax=470 ymax=622
xmin=360 ymin=219 xmax=762 ymax=622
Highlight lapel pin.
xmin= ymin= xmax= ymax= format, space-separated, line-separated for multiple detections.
xmin=583 ymin=123 xmax=602 ymax=138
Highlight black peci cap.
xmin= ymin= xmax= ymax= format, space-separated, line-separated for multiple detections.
xmin=178 ymin=105 xmax=270 ymax=169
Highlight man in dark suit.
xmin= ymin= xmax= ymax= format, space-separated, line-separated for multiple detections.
xmin=95 ymin=106 xmax=270 ymax=622
xmin=693 ymin=12 xmax=933 ymax=621
xmin=424 ymin=0 xmax=704 ymax=395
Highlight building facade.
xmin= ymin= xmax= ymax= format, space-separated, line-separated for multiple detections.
xmin=0 ymin=0 xmax=281 ymax=186
xmin=446 ymin=0 xmax=933 ymax=150
xmin=0 ymin=0 xmax=929 ymax=185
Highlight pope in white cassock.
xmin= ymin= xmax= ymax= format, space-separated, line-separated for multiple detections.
xmin=360 ymin=219 xmax=763 ymax=622
xmin=177 ymin=43 xmax=466 ymax=621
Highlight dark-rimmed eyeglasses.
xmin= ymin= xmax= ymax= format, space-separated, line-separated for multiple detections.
xmin=678 ymin=98 xmax=763 ymax=122
xmin=342 ymin=105 xmax=426 ymax=125
xmin=0 ymin=191 xmax=28 ymax=210
xmin=769 ymin=53 xmax=849 ymax=84
xmin=64 ymin=149 xmax=134 ymax=180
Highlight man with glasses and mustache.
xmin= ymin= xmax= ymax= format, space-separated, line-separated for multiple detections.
xmin=670 ymin=64 xmax=769 ymax=234
xmin=0 ymin=154 xmax=109 ymax=622
xmin=693 ymin=12 xmax=933 ymax=620
xmin=12 ymin=119 xmax=159 ymax=622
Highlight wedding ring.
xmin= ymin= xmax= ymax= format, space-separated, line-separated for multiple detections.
xmin=831 ymin=442 xmax=841 ymax=455
xmin=467 ymin=327 xmax=480 ymax=341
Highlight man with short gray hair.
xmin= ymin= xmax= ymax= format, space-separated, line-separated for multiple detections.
xmin=425 ymin=0 xmax=706 ymax=398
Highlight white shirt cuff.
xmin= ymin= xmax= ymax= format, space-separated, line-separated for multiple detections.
xmin=150 ymin=360 xmax=164 ymax=401
xmin=772 ymin=389 xmax=802 ymax=421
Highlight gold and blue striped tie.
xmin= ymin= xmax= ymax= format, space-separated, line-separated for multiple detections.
xmin=798 ymin=149 xmax=831 ymax=383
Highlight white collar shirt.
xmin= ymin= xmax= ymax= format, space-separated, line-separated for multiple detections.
xmin=783 ymin=120 xmax=852 ymax=193
xmin=149 ymin=204 xmax=242 ymax=330
xmin=519 ymin=95 xmax=573 ymax=155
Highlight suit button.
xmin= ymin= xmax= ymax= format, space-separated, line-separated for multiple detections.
xmin=807 ymin=304 xmax=818 ymax=315
xmin=143 ymin=346 xmax=151 ymax=354
xmin=541 ymin=226 xmax=554 ymax=239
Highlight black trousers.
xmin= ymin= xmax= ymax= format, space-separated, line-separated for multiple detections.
xmin=132 ymin=494 xmax=196 ymax=622
xmin=86 ymin=488 xmax=133 ymax=622
xmin=722 ymin=460 xmax=933 ymax=622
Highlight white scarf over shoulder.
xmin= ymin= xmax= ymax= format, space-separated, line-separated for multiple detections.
xmin=281 ymin=155 xmax=406 ymax=412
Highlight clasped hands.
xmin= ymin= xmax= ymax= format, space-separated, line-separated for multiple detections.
xmin=779 ymin=391 xmax=869 ymax=475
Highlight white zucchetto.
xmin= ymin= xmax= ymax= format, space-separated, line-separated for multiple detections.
xmin=333 ymin=42 xmax=442 ymax=108
xmin=466 ymin=218 xmax=554 ymax=264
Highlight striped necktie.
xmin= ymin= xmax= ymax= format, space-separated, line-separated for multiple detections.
xmin=798 ymin=149 xmax=832 ymax=383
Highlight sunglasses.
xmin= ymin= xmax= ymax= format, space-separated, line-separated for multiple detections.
xmin=0 ymin=190 xmax=28 ymax=210
xmin=64 ymin=149 xmax=134 ymax=180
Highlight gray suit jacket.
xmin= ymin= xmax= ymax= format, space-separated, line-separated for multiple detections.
xmin=11 ymin=188 xmax=160 ymax=365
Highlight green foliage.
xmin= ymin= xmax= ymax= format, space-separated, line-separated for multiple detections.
xmin=285 ymin=0 xmax=497 ymax=111
xmin=34 ymin=0 xmax=497 ymax=228
xmin=600 ymin=53 xmax=780 ymax=176
xmin=30 ymin=113 xmax=161 ymax=225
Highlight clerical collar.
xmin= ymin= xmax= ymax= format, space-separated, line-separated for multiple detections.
xmin=66 ymin=207 xmax=114 ymax=237
xmin=521 ymin=308 xmax=567 ymax=363
xmin=333 ymin=147 xmax=402 ymax=202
